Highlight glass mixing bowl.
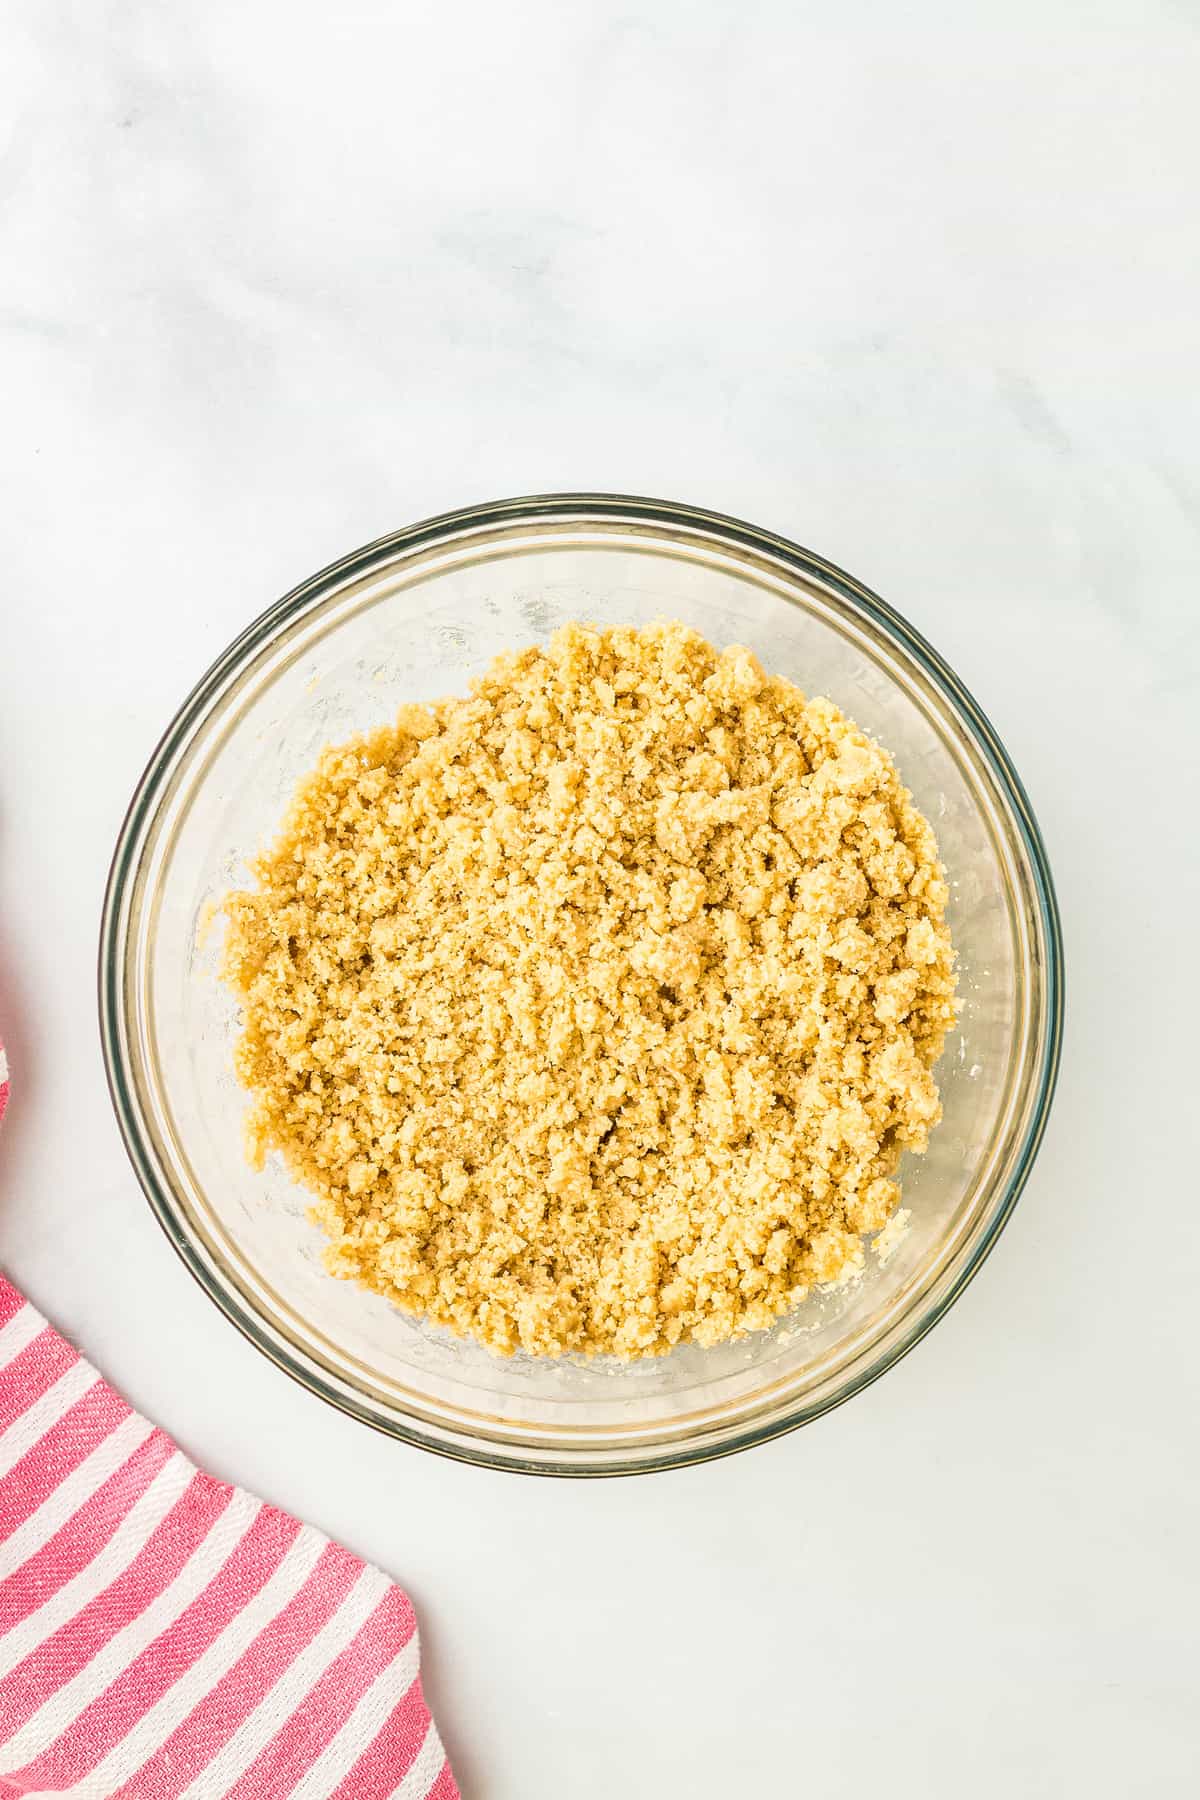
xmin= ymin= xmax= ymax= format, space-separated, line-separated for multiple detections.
xmin=100 ymin=496 xmax=1062 ymax=1476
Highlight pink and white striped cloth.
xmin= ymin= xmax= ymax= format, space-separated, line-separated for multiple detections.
xmin=0 ymin=1048 xmax=458 ymax=1799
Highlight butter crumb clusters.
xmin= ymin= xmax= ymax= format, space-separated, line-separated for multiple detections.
xmin=221 ymin=622 xmax=956 ymax=1357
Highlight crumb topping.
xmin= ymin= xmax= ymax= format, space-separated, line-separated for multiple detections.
xmin=221 ymin=621 xmax=956 ymax=1357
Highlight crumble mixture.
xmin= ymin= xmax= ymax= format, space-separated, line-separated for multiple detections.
xmin=221 ymin=622 xmax=956 ymax=1357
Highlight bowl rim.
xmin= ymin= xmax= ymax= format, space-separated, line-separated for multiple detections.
xmin=98 ymin=492 xmax=1064 ymax=1477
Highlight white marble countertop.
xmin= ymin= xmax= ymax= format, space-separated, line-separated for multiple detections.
xmin=3 ymin=3 xmax=1198 ymax=1794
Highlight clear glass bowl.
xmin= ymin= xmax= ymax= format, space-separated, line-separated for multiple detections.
xmin=100 ymin=496 xmax=1062 ymax=1476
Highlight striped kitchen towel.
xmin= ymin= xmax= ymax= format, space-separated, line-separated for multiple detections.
xmin=0 ymin=1030 xmax=457 ymax=1800
xmin=0 ymin=1277 xmax=458 ymax=1798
